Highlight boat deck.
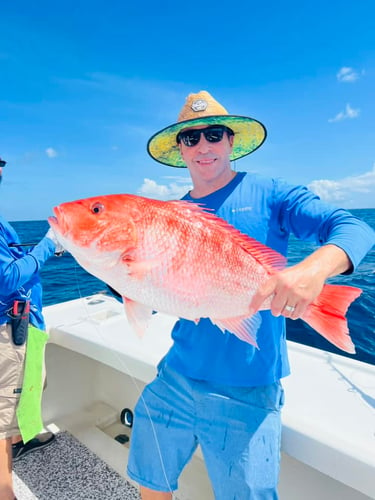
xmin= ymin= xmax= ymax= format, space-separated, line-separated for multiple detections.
xmin=13 ymin=431 xmax=140 ymax=500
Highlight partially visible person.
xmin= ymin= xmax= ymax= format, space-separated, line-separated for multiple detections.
xmin=0 ymin=157 xmax=63 ymax=500
xmin=127 ymin=91 xmax=375 ymax=499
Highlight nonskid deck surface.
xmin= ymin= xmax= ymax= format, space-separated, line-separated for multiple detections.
xmin=13 ymin=431 xmax=140 ymax=500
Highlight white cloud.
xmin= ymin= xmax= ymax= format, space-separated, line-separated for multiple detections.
xmin=336 ymin=67 xmax=360 ymax=83
xmin=308 ymin=165 xmax=375 ymax=208
xmin=139 ymin=169 xmax=375 ymax=208
xmin=45 ymin=147 xmax=58 ymax=158
xmin=328 ymin=103 xmax=360 ymax=123
xmin=137 ymin=177 xmax=192 ymax=200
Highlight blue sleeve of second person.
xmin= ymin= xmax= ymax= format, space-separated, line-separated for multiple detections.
xmin=0 ymin=236 xmax=55 ymax=296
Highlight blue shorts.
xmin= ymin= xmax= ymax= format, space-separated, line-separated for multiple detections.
xmin=127 ymin=359 xmax=284 ymax=499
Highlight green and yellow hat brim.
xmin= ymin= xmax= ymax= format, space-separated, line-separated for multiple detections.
xmin=147 ymin=115 xmax=267 ymax=168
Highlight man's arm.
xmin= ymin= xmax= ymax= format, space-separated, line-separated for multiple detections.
xmin=0 ymin=235 xmax=55 ymax=296
xmin=259 ymin=181 xmax=375 ymax=319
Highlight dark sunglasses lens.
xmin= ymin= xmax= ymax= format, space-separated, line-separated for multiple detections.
xmin=178 ymin=126 xmax=228 ymax=147
xmin=204 ymin=127 xmax=225 ymax=142
xmin=181 ymin=130 xmax=200 ymax=147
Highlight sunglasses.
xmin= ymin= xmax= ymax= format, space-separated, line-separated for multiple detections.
xmin=0 ymin=160 xmax=6 ymax=168
xmin=176 ymin=126 xmax=234 ymax=147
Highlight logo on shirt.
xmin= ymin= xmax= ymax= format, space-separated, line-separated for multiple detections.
xmin=231 ymin=206 xmax=253 ymax=213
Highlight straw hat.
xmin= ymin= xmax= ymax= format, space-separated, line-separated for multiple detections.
xmin=147 ymin=90 xmax=267 ymax=168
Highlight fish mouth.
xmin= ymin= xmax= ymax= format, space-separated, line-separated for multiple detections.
xmin=48 ymin=206 xmax=66 ymax=235
xmin=48 ymin=215 xmax=58 ymax=226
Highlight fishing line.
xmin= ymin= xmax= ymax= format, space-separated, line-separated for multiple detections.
xmin=70 ymin=259 xmax=175 ymax=496
xmin=9 ymin=242 xmax=39 ymax=247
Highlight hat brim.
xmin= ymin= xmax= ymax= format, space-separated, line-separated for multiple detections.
xmin=147 ymin=115 xmax=267 ymax=168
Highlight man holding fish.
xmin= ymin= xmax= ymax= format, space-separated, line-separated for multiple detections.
xmin=48 ymin=92 xmax=375 ymax=499
xmin=125 ymin=91 xmax=375 ymax=499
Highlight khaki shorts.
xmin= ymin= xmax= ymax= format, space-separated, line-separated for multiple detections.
xmin=0 ymin=323 xmax=27 ymax=438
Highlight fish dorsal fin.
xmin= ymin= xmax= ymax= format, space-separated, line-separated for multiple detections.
xmin=231 ymin=232 xmax=286 ymax=273
xmin=166 ymin=200 xmax=286 ymax=273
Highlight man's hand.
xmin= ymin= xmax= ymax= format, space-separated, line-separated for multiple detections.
xmin=249 ymin=244 xmax=352 ymax=319
xmin=45 ymin=228 xmax=65 ymax=256
xmin=249 ymin=266 xmax=325 ymax=319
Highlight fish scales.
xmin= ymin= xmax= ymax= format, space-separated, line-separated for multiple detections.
xmin=138 ymin=201 xmax=269 ymax=317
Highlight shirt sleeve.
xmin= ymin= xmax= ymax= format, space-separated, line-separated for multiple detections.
xmin=0 ymin=236 xmax=55 ymax=296
xmin=273 ymin=180 xmax=375 ymax=271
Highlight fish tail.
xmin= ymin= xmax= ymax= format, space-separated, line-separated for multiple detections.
xmin=301 ymin=284 xmax=362 ymax=353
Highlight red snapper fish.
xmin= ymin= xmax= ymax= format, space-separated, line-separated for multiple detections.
xmin=48 ymin=194 xmax=362 ymax=353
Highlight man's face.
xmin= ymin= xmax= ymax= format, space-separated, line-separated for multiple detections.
xmin=178 ymin=125 xmax=234 ymax=182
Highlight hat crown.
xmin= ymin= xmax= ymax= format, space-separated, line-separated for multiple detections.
xmin=178 ymin=91 xmax=229 ymax=123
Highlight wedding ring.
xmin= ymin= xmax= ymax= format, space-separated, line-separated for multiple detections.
xmin=284 ymin=305 xmax=296 ymax=312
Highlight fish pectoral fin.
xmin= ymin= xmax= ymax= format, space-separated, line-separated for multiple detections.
xmin=213 ymin=313 xmax=262 ymax=348
xmin=121 ymin=253 xmax=160 ymax=280
xmin=123 ymin=297 xmax=154 ymax=337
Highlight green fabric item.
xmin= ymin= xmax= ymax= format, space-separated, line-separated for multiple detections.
xmin=16 ymin=325 xmax=49 ymax=443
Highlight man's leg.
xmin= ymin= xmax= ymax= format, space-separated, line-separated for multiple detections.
xmin=128 ymin=361 xmax=197 ymax=496
xmin=7 ymin=325 xmax=55 ymax=462
xmin=140 ymin=486 xmax=172 ymax=500
xmin=197 ymin=381 xmax=285 ymax=500
xmin=0 ymin=437 xmax=15 ymax=500
xmin=0 ymin=324 xmax=24 ymax=500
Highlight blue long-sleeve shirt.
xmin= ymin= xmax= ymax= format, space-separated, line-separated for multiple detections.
xmin=0 ymin=215 xmax=55 ymax=329
xmin=164 ymin=172 xmax=375 ymax=386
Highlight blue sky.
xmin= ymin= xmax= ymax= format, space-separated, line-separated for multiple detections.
xmin=1 ymin=0 xmax=374 ymax=221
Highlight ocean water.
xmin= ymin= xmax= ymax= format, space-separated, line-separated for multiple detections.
xmin=10 ymin=208 xmax=375 ymax=365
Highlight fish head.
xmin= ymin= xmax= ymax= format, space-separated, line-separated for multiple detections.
xmin=48 ymin=194 xmax=142 ymax=263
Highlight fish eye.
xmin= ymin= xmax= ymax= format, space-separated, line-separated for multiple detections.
xmin=91 ymin=202 xmax=104 ymax=214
